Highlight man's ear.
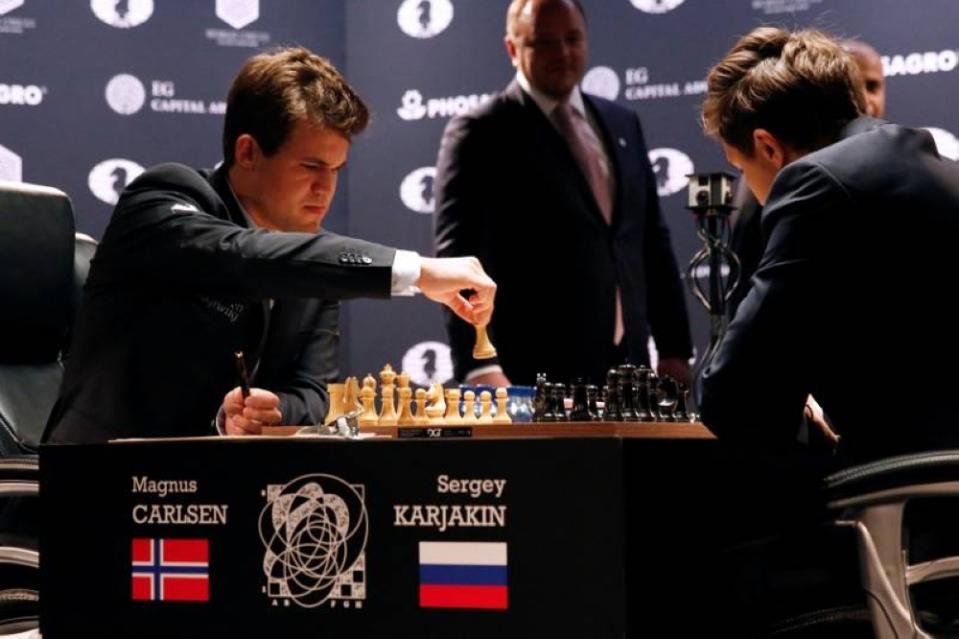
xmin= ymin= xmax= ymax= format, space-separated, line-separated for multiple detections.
xmin=752 ymin=128 xmax=789 ymax=170
xmin=504 ymin=35 xmax=519 ymax=67
xmin=233 ymin=134 xmax=260 ymax=170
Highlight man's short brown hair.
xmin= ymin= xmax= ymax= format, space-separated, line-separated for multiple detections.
xmin=222 ymin=47 xmax=369 ymax=166
xmin=702 ymin=27 xmax=866 ymax=154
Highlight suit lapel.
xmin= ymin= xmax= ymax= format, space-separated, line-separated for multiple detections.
xmin=509 ymin=82 xmax=610 ymax=232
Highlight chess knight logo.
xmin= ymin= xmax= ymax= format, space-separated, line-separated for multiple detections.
xmin=0 ymin=143 xmax=22 ymax=182
xmin=216 ymin=0 xmax=259 ymax=30
xmin=630 ymin=0 xmax=685 ymax=13
xmin=648 ymin=147 xmax=694 ymax=198
xmin=581 ymin=66 xmax=620 ymax=101
xmin=402 ymin=341 xmax=454 ymax=386
xmin=90 ymin=0 xmax=154 ymax=28
xmin=259 ymin=474 xmax=368 ymax=609
xmin=399 ymin=166 xmax=437 ymax=214
xmin=88 ymin=158 xmax=144 ymax=205
xmin=105 ymin=73 xmax=145 ymax=115
xmin=0 ymin=0 xmax=23 ymax=17
xmin=925 ymin=127 xmax=959 ymax=161
xmin=397 ymin=0 xmax=453 ymax=39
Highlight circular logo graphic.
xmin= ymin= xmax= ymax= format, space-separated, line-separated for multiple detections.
xmin=0 ymin=142 xmax=22 ymax=182
xmin=90 ymin=0 xmax=154 ymax=28
xmin=648 ymin=148 xmax=694 ymax=197
xmin=402 ymin=341 xmax=454 ymax=387
xmin=259 ymin=474 xmax=368 ymax=609
xmin=925 ymin=127 xmax=959 ymax=161
xmin=397 ymin=89 xmax=427 ymax=121
xmin=88 ymin=159 xmax=145 ymax=205
xmin=397 ymin=0 xmax=453 ymax=39
xmin=581 ymin=66 xmax=621 ymax=101
xmin=629 ymin=0 xmax=685 ymax=14
xmin=399 ymin=167 xmax=437 ymax=214
xmin=105 ymin=73 xmax=146 ymax=115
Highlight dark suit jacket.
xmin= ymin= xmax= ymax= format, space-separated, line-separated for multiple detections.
xmin=698 ymin=118 xmax=959 ymax=464
xmin=434 ymin=81 xmax=692 ymax=385
xmin=44 ymin=163 xmax=394 ymax=443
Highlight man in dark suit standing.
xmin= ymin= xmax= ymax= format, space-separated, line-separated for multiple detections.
xmin=434 ymin=0 xmax=692 ymax=388
xmin=45 ymin=47 xmax=496 ymax=443
xmin=697 ymin=28 xmax=959 ymax=464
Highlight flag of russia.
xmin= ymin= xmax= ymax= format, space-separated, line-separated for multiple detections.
xmin=418 ymin=541 xmax=508 ymax=610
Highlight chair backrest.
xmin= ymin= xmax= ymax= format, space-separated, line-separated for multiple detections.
xmin=0 ymin=181 xmax=90 ymax=453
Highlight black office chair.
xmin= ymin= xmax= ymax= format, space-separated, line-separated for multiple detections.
xmin=825 ymin=450 xmax=959 ymax=638
xmin=0 ymin=180 xmax=93 ymax=453
xmin=0 ymin=180 xmax=96 ymax=635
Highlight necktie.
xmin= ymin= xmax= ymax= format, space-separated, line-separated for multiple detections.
xmin=552 ymin=101 xmax=624 ymax=345
xmin=552 ymin=100 xmax=614 ymax=224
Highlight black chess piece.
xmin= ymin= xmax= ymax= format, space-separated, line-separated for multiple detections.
xmin=635 ymin=366 xmax=652 ymax=422
xmin=604 ymin=368 xmax=622 ymax=422
xmin=568 ymin=378 xmax=591 ymax=421
xmin=656 ymin=376 xmax=678 ymax=423
xmin=644 ymin=370 xmax=661 ymax=422
xmin=674 ymin=383 xmax=691 ymax=422
xmin=551 ymin=383 xmax=568 ymax=422
xmin=618 ymin=363 xmax=640 ymax=422
xmin=533 ymin=373 xmax=548 ymax=422
xmin=586 ymin=384 xmax=601 ymax=421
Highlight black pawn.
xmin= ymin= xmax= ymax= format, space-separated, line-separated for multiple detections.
xmin=569 ymin=378 xmax=590 ymax=421
xmin=551 ymin=382 xmax=568 ymax=422
xmin=586 ymin=384 xmax=601 ymax=421
xmin=604 ymin=368 xmax=622 ymax=422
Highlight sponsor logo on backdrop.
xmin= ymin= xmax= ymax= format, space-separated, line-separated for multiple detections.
xmin=419 ymin=542 xmax=508 ymax=609
xmin=0 ymin=0 xmax=36 ymax=35
xmin=622 ymin=65 xmax=706 ymax=101
xmin=88 ymin=159 xmax=144 ymax=205
xmin=882 ymin=50 xmax=958 ymax=77
xmin=259 ymin=474 xmax=368 ymax=609
xmin=397 ymin=89 xmax=494 ymax=121
xmin=105 ymin=73 xmax=146 ymax=115
xmin=106 ymin=74 xmax=226 ymax=116
xmin=925 ymin=127 xmax=959 ymax=161
xmin=132 ymin=538 xmax=210 ymax=602
xmin=581 ymin=66 xmax=620 ymax=100
xmin=751 ymin=0 xmax=823 ymax=14
xmin=207 ymin=0 xmax=269 ymax=47
xmin=648 ymin=148 xmax=694 ymax=197
xmin=400 ymin=167 xmax=437 ymax=214
xmin=91 ymin=0 xmax=153 ymax=28
xmin=0 ymin=143 xmax=22 ymax=182
xmin=0 ymin=82 xmax=44 ymax=106
xmin=630 ymin=0 xmax=685 ymax=14
xmin=402 ymin=341 xmax=454 ymax=386
xmin=397 ymin=0 xmax=453 ymax=39
xmin=0 ymin=0 xmax=23 ymax=16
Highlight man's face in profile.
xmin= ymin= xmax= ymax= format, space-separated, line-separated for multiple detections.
xmin=508 ymin=0 xmax=587 ymax=99
xmin=245 ymin=120 xmax=350 ymax=233
xmin=852 ymin=51 xmax=886 ymax=118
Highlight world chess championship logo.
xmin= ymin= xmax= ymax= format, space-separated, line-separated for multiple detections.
xmin=629 ymin=0 xmax=686 ymax=14
xmin=259 ymin=474 xmax=368 ymax=609
xmin=0 ymin=0 xmax=23 ymax=17
xmin=648 ymin=147 xmax=694 ymax=198
xmin=925 ymin=126 xmax=959 ymax=161
xmin=0 ymin=143 xmax=22 ymax=183
xmin=216 ymin=0 xmax=259 ymax=30
xmin=581 ymin=66 xmax=621 ymax=101
xmin=397 ymin=0 xmax=453 ymax=39
xmin=402 ymin=341 xmax=454 ymax=386
xmin=105 ymin=73 xmax=145 ymax=115
xmin=90 ymin=0 xmax=154 ymax=28
xmin=399 ymin=166 xmax=437 ymax=214
xmin=88 ymin=158 xmax=144 ymax=205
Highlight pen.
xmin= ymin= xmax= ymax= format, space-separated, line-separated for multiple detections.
xmin=234 ymin=350 xmax=251 ymax=399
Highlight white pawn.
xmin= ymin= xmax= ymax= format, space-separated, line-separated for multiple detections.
xmin=444 ymin=388 xmax=463 ymax=425
xmin=478 ymin=391 xmax=494 ymax=424
xmin=397 ymin=386 xmax=415 ymax=426
xmin=493 ymin=388 xmax=512 ymax=424
xmin=414 ymin=388 xmax=429 ymax=425
xmin=462 ymin=391 xmax=478 ymax=423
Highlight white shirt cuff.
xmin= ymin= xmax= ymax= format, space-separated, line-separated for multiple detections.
xmin=465 ymin=364 xmax=503 ymax=383
xmin=391 ymin=250 xmax=422 ymax=296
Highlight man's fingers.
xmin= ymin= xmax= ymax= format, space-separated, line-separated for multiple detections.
xmin=242 ymin=406 xmax=282 ymax=425
xmin=244 ymin=391 xmax=280 ymax=409
xmin=445 ymin=293 xmax=477 ymax=324
xmin=226 ymin=415 xmax=262 ymax=436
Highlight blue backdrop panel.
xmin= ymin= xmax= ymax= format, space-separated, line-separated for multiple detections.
xmin=2 ymin=0 xmax=958 ymax=387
